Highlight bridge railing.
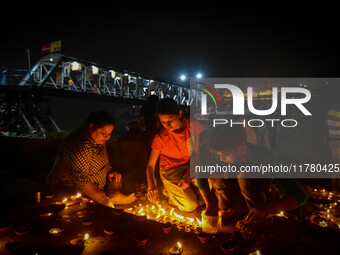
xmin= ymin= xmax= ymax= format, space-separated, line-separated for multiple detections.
xmin=1 ymin=68 xmax=32 ymax=86
xmin=13 ymin=53 xmax=192 ymax=106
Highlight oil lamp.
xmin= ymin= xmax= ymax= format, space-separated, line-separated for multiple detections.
xmin=70 ymin=233 xmax=89 ymax=245
xmin=49 ymin=228 xmax=63 ymax=236
xmin=169 ymin=242 xmax=183 ymax=255
xmin=40 ymin=212 xmax=53 ymax=219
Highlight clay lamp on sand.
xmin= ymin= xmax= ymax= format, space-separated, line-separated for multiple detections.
xmin=135 ymin=234 xmax=148 ymax=246
xmin=169 ymin=242 xmax=183 ymax=255
xmin=49 ymin=228 xmax=63 ymax=236
xmin=70 ymin=233 xmax=89 ymax=246
xmin=196 ymin=232 xmax=211 ymax=244
xmin=162 ymin=222 xmax=172 ymax=233
xmin=104 ymin=225 xmax=115 ymax=236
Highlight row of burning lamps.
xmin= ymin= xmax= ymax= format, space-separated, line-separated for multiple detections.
xmin=56 ymin=189 xmax=339 ymax=231
xmin=39 ymin=188 xmax=339 ymax=255
xmin=39 ymin=192 xmax=268 ymax=255
xmin=310 ymin=188 xmax=340 ymax=229
xmin=47 ymin=193 xmax=196 ymax=254
xmin=49 ymin=193 xmax=261 ymax=255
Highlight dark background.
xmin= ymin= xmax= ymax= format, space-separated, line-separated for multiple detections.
xmin=1 ymin=3 xmax=340 ymax=80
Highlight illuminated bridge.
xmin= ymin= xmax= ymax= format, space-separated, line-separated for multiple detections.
xmin=5 ymin=53 xmax=191 ymax=104
xmin=0 ymin=54 xmax=196 ymax=137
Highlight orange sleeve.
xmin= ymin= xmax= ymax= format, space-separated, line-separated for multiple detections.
xmin=151 ymin=134 xmax=163 ymax=152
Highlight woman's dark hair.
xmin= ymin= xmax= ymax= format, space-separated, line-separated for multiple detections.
xmin=156 ymin=98 xmax=180 ymax=115
xmin=85 ymin=111 xmax=116 ymax=129
xmin=209 ymin=125 xmax=247 ymax=152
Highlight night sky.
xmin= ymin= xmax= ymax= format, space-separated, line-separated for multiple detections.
xmin=1 ymin=3 xmax=340 ymax=81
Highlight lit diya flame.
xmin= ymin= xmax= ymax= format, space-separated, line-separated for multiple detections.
xmin=70 ymin=233 xmax=89 ymax=245
xmin=49 ymin=228 xmax=63 ymax=236
xmin=196 ymin=218 xmax=203 ymax=225
xmin=126 ymin=203 xmax=202 ymax=231
xmin=249 ymin=250 xmax=261 ymax=255
xmin=319 ymin=221 xmax=328 ymax=227
xmin=70 ymin=193 xmax=82 ymax=200
xmin=276 ymin=211 xmax=285 ymax=217
xmin=40 ymin=212 xmax=53 ymax=218
xmin=187 ymin=217 xmax=194 ymax=223
xmin=55 ymin=198 xmax=68 ymax=205
xmin=80 ymin=233 xmax=89 ymax=244
xmin=173 ymin=212 xmax=184 ymax=220
xmin=169 ymin=242 xmax=183 ymax=255
xmin=307 ymin=187 xmax=340 ymax=229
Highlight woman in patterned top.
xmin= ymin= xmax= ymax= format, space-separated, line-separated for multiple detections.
xmin=46 ymin=111 xmax=136 ymax=207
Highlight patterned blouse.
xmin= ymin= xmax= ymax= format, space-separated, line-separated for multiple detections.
xmin=46 ymin=127 xmax=109 ymax=190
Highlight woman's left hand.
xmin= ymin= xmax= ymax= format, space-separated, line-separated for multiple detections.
xmin=244 ymin=207 xmax=270 ymax=225
xmin=236 ymin=207 xmax=272 ymax=233
xmin=108 ymin=172 xmax=122 ymax=183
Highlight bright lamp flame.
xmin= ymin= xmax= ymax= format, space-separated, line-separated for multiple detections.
xmin=196 ymin=218 xmax=203 ymax=225
xmin=187 ymin=217 xmax=194 ymax=223
xmin=174 ymin=212 xmax=184 ymax=219
xmin=277 ymin=211 xmax=285 ymax=217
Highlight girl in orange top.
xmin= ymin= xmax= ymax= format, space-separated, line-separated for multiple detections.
xmin=146 ymin=98 xmax=203 ymax=212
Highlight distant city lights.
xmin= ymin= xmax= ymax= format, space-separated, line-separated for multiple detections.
xmin=92 ymin=65 xmax=99 ymax=75
xmin=71 ymin=61 xmax=81 ymax=71
xmin=109 ymin=70 xmax=116 ymax=78
xmin=179 ymin=72 xmax=203 ymax=81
